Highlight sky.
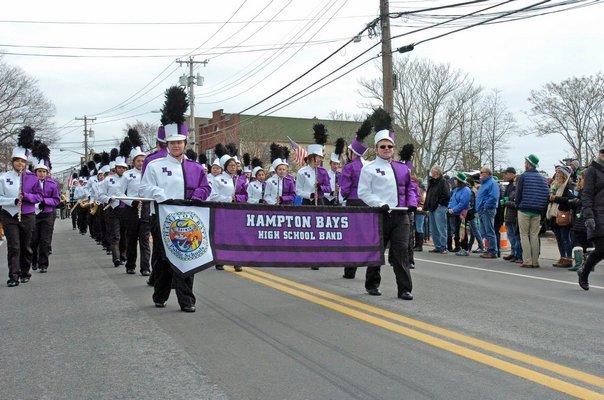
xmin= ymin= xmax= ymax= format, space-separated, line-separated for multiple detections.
xmin=1 ymin=0 xmax=603 ymax=175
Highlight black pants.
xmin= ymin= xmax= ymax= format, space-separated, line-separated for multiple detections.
xmin=366 ymin=211 xmax=412 ymax=295
xmin=1 ymin=210 xmax=35 ymax=282
xmin=148 ymin=213 xmax=162 ymax=285
xmin=31 ymin=212 xmax=55 ymax=270
xmin=343 ymin=199 xmax=368 ymax=279
xmin=106 ymin=207 xmax=127 ymax=264
xmin=71 ymin=204 xmax=78 ymax=229
xmin=94 ymin=208 xmax=107 ymax=246
xmin=124 ymin=204 xmax=151 ymax=272
xmin=583 ymin=236 xmax=604 ymax=273
xmin=77 ymin=206 xmax=88 ymax=234
xmin=152 ymin=210 xmax=195 ymax=308
xmin=89 ymin=210 xmax=97 ymax=239
xmin=302 ymin=198 xmax=325 ymax=206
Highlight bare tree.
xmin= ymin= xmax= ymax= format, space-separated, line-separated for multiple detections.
xmin=527 ymin=73 xmax=604 ymax=165
xmin=122 ymin=120 xmax=159 ymax=152
xmin=483 ymin=89 xmax=516 ymax=171
xmin=0 ymin=56 xmax=56 ymax=144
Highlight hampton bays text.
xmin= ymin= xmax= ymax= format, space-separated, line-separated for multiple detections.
xmin=245 ymin=213 xmax=349 ymax=241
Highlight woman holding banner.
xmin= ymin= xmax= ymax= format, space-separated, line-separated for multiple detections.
xmin=358 ymin=109 xmax=418 ymax=300
xmin=140 ymin=86 xmax=211 ymax=313
xmin=209 ymin=143 xmax=248 ymax=272
xmin=265 ymin=145 xmax=296 ymax=206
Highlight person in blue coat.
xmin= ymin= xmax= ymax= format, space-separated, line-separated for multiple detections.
xmin=448 ymin=173 xmax=472 ymax=256
xmin=476 ymin=166 xmax=500 ymax=258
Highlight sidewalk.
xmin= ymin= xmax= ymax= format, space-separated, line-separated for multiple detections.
xmin=0 ymin=220 xmax=228 ymax=400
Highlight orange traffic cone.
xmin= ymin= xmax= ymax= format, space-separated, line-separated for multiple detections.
xmin=499 ymin=224 xmax=509 ymax=249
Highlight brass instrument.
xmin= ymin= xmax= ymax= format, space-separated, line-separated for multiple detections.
xmin=90 ymin=201 xmax=100 ymax=215
xmin=79 ymin=198 xmax=90 ymax=208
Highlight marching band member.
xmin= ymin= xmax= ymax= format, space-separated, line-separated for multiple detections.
xmin=209 ymin=143 xmax=247 ymax=272
xmin=242 ymin=153 xmax=252 ymax=181
xmin=207 ymin=157 xmax=222 ymax=189
xmin=74 ymin=167 xmax=90 ymax=235
xmin=86 ymin=156 xmax=101 ymax=242
xmin=140 ymin=86 xmax=211 ymax=312
xmin=98 ymin=143 xmax=129 ymax=269
xmin=325 ymin=138 xmax=345 ymax=206
xmin=30 ymin=142 xmax=60 ymax=274
xmin=296 ymin=124 xmax=331 ymax=206
xmin=68 ymin=173 xmax=79 ymax=230
xmin=91 ymin=154 xmax=110 ymax=252
xmin=247 ymin=158 xmax=266 ymax=204
xmin=0 ymin=127 xmax=43 ymax=287
xmin=358 ymin=109 xmax=418 ymax=300
xmin=123 ymin=129 xmax=151 ymax=276
xmin=340 ymin=117 xmax=372 ymax=279
xmin=264 ymin=144 xmax=296 ymax=205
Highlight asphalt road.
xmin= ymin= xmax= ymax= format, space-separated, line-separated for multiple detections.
xmin=1 ymin=219 xmax=603 ymax=400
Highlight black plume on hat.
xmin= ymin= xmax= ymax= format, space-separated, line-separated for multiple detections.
xmin=32 ymin=140 xmax=50 ymax=163
xmin=399 ymin=144 xmax=414 ymax=163
xmin=109 ymin=148 xmax=119 ymax=162
xmin=198 ymin=153 xmax=207 ymax=165
xmin=226 ymin=142 xmax=238 ymax=158
xmin=371 ymin=107 xmax=392 ymax=132
xmin=101 ymin=151 xmax=110 ymax=167
xmin=281 ymin=146 xmax=290 ymax=161
xmin=356 ymin=117 xmax=373 ymax=141
xmin=17 ymin=126 xmax=36 ymax=149
xmin=243 ymin=153 xmax=251 ymax=167
xmin=79 ymin=164 xmax=90 ymax=178
xmin=119 ymin=137 xmax=132 ymax=159
xmin=185 ymin=149 xmax=197 ymax=161
xmin=214 ymin=143 xmax=228 ymax=159
xmin=72 ymin=172 xmax=78 ymax=179
xmin=127 ymin=128 xmax=144 ymax=150
xmin=161 ymin=86 xmax=188 ymax=125
xmin=334 ymin=138 xmax=346 ymax=157
xmin=93 ymin=153 xmax=102 ymax=164
xmin=269 ymin=142 xmax=283 ymax=162
xmin=312 ymin=123 xmax=328 ymax=145
xmin=251 ymin=157 xmax=263 ymax=169
xmin=87 ymin=160 xmax=97 ymax=172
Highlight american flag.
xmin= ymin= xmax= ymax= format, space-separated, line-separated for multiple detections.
xmin=288 ymin=136 xmax=307 ymax=167
xmin=67 ymin=173 xmax=74 ymax=188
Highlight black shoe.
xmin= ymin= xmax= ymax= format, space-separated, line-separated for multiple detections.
xmin=39 ymin=268 xmax=48 ymax=273
xmin=342 ymin=274 xmax=355 ymax=279
xmin=311 ymin=267 xmax=320 ymax=270
xmin=20 ymin=277 xmax=30 ymax=284
xmin=215 ymin=265 xmax=224 ymax=270
xmin=234 ymin=266 xmax=243 ymax=272
xmin=7 ymin=279 xmax=19 ymax=287
xmin=428 ymin=249 xmax=441 ymax=253
xmin=181 ymin=305 xmax=196 ymax=313
xmin=114 ymin=260 xmax=122 ymax=268
xmin=32 ymin=264 xmax=38 ymax=271
xmin=141 ymin=270 xmax=150 ymax=276
xmin=126 ymin=269 xmax=135 ymax=275
xmin=399 ymin=291 xmax=413 ymax=300
xmin=367 ymin=288 xmax=382 ymax=296
xmin=578 ymin=269 xmax=589 ymax=291
xmin=147 ymin=279 xmax=154 ymax=287
xmin=154 ymin=302 xmax=167 ymax=308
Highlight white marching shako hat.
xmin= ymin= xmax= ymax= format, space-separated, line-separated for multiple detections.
xmin=330 ymin=152 xmax=341 ymax=163
xmin=374 ymin=129 xmax=394 ymax=145
xmin=109 ymin=161 xmax=116 ymax=169
xmin=129 ymin=146 xmax=146 ymax=161
xmin=115 ymin=156 xmax=128 ymax=168
xmin=269 ymin=165 xmax=275 ymax=173
xmin=307 ymin=144 xmax=323 ymax=157
xmin=244 ymin=165 xmax=252 ymax=173
xmin=12 ymin=147 xmax=29 ymax=161
xmin=220 ymin=154 xmax=236 ymax=170
xmin=99 ymin=165 xmax=110 ymax=175
xmin=32 ymin=157 xmax=49 ymax=171
xmin=234 ymin=156 xmax=241 ymax=164
xmin=212 ymin=158 xmax=222 ymax=168
xmin=164 ymin=123 xmax=188 ymax=142
xmin=252 ymin=166 xmax=264 ymax=176
xmin=271 ymin=158 xmax=288 ymax=171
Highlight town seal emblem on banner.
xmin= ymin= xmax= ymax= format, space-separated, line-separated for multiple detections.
xmin=162 ymin=211 xmax=209 ymax=261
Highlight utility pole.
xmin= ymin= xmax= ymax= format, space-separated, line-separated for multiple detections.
xmin=75 ymin=116 xmax=96 ymax=162
xmin=380 ymin=0 xmax=394 ymax=114
xmin=176 ymin=57 xmax=209 ymax=154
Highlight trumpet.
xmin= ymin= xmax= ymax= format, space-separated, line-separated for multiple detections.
xmin=90 ymin=201 xmax=100 ymax=215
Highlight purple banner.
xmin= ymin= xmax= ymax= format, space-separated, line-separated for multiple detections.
xmin=211 ymin=203 xmax=384 ymax=268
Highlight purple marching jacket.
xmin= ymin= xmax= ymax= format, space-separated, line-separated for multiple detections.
xmin=316 ymin=167 xmax=331 ymax=199
xmin=234 ymin=174 xmax=248 ymax=203
xmin=39 ymin=177 xmax=61 ymax=213
xmin=392 ymin=160 xmax=418 ymax=208
xmin=22 ymin=171 xmax=44 ymax=215
xmin=280 ymin=176 xmax=296 ymax=204
xmin=339 ymin=157 xmax=363 ymax=201
xmin=183 ymin=159 xmax=211 ymax=201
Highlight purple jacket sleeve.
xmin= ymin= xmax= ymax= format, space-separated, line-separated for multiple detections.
xmin=318 ymin=168 xmax=332 ymax=194
xmin=234 ymin=175 xmax=248 ymax=203
xmin=339 ymin=163 xmax=353 ymax=199
xmin=407 ymin=176 xmax=419 ymax=208
xmin=23 ymin=178 xmax=43 ymax=204
xmin=42 ymin=182 xmax=61 ymax=207
xmin=191 ymin=169 xmax=211 ymax=201
xmin=280 ymin=177 xmax=296 ymax=204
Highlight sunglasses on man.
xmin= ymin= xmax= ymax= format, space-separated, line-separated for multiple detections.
xmin=379 ymin=145 xmax=394 ymax=149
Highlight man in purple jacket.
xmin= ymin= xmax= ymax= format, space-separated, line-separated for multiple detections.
xmin=31 ymin=158 xmax=61 ymax=273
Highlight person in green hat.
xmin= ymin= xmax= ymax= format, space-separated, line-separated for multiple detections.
xmin=515 ymin=154 xmax=550 ymax=268
xmin=447 ymin=172 xmax=472 ymax=256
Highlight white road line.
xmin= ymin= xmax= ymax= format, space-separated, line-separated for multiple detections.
xmin=415 ymin=258 xmax=604 ymax=290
